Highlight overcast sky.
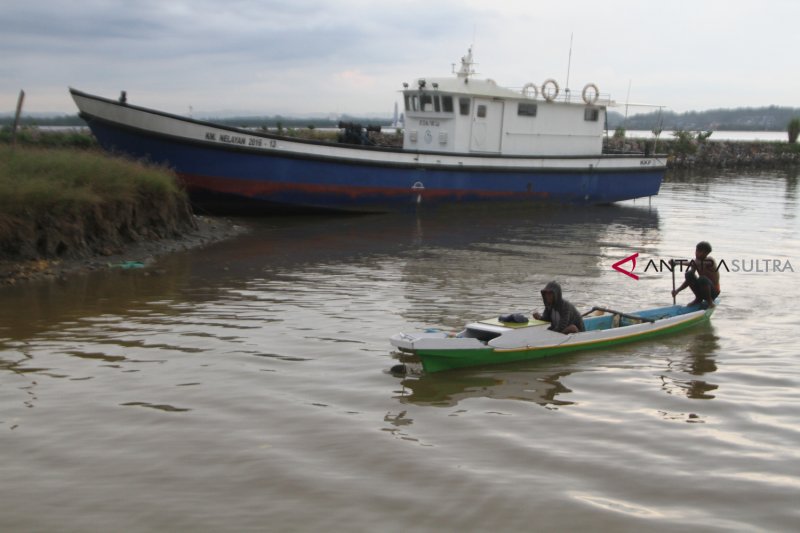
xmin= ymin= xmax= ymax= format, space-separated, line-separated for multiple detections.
xmin=2 ymin=0 xmax=798 ymax=117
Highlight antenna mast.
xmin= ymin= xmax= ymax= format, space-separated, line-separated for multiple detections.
xmin=624 ymin=79 xmax=632 ymax=127
xmin=565 ymin=33 xmax=573 ymax=100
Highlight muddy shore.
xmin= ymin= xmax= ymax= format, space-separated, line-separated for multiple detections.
xmin=0 ymin=215 xmax=248 ymax=286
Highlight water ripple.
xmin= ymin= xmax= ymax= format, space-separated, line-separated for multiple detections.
xmin=0 ymin=171 xmax=798 ymax=531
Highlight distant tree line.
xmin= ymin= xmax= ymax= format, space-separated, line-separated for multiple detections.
xmin=608 ymin=106 xmax=800 ymax=131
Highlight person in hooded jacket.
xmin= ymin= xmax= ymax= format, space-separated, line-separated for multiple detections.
xmin=532 ymin=281 xmax=585 ymax=334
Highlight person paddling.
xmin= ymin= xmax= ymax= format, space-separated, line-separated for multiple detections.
xmin=672 ymin=241 xmax=720 ymax=308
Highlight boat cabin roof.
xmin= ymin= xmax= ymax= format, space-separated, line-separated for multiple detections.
xmin=409 ymin=76 xmax=523 ymax=100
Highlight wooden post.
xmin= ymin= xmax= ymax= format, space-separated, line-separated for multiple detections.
xmin=11 ymin=90 xmax=25 ymax=148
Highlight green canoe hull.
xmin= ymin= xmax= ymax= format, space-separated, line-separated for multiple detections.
xmin=415 ymin=308 xmax=713 ymax=373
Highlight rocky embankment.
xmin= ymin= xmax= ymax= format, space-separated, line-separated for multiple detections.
xmin=604 ymin=137 xmax=800 ymax=170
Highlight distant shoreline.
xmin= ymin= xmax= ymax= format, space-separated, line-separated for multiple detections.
xmin=604 ymin=136 xmax=800 ymax=170
xmin=620 ymin=130 xmax=789 ymax=143
xmin=4 ymin=103 xmax=800 ymax=141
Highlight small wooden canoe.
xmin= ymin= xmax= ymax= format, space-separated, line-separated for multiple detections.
xmin=391 ymin=302 xmax=716 ymax=373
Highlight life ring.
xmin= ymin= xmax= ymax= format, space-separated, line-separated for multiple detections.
xmin=521 ymin=82 xmax=538 ymax=99
xmin=582 ymin=83 xmax=599 ymax=104
xmin=542 ymin=79 xmax=560 ymax=102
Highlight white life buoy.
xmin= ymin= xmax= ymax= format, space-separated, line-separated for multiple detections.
xmin=521 ymin=82 xmax=538 ymax=99
xmin=542 ymin=79 xmax=560 ymax=102
xmin=582 ymin=83 xmax=599 ymax=104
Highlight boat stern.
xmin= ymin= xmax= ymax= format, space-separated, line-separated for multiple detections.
xmin=390 ymin=330 xmax=488 ymax=353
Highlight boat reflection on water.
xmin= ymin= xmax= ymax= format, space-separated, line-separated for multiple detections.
xmin=395 ymin=203 xmax=660 ymax=328
xmin=194 ymin=201 xmax=660 ymax=274
xmin=660 ymin=328 xmax=721 ymax=400
xmin=393 ymin=362 xmax=576 ymax=408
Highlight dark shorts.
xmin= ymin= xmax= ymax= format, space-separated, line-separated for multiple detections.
xmin=686 ymin=271 xmax=720 ymax=300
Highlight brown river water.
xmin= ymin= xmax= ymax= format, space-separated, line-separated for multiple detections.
xmin=1 ymin=170 xmax=799 ymax=532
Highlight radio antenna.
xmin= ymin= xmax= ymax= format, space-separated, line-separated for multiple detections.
xmin=565 ymin=32 xmax=574 ymax=100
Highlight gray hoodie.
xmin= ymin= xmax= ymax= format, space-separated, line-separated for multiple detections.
xmin=540 ymin=281 xmax=585 ymax=333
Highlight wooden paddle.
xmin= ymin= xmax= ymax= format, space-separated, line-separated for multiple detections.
xmin=671 ymin=258 xmax=677 ymax=305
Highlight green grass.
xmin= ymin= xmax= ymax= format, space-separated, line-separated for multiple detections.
xmin=0 ymin=127 xmax=98 ymax=149
xmin=0 ymin=145 xmax=181 ymax=216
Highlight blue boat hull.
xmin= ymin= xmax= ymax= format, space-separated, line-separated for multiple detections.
xmin=73 ymin=88 xmax=664 ymax=213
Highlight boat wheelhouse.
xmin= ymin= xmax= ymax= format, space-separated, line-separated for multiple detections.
xmin=402 ymin=48 xmax=609 ymax=157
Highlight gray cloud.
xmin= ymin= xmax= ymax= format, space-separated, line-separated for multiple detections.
xmin=2 ymin=0 xmax=799 ymax=115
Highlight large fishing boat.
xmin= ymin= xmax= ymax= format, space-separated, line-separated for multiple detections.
xmin=70 ymin=48 xmax=665 ymax=213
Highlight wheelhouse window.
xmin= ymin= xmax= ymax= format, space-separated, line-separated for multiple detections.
xmin=406 ymin=93 xmax=455 ymax=114
xmin=584 ymin=108 xmax=600 ymax=121
xmin=518 ymin=103 xmax=538 ymax=117
xmin=404 ymin=94 xmax=420 ymax=112
xmin=459 ymin=97 xmax=471 ymax=116
xmin=476 ymin=104 xmax=487 ymax=118
xmin=420 ymin=94 xmax=433 ymax=112
xmin=442 ymin=95 xmax=454 ymax=113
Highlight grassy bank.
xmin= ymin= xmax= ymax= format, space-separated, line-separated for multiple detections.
xmin=0 ymin=127 xmax=97 ymax=149
xmin=0 ymin=145 xmax=179 ymax=215
xmin=0 ymin=144 xmax=195 ymax=262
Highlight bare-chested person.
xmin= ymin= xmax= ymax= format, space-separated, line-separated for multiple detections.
xmin=672 ymin=241 xmax=720 ymax=308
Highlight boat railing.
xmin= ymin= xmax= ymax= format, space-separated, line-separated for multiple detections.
xmin=512 ymin=86 xmax=614 ymax=107
xmin=560 ymin=89 xmax=614 ymax=107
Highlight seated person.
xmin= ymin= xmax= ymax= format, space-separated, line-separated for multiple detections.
xmin=533 ymin=281 xmax=585 ymax=334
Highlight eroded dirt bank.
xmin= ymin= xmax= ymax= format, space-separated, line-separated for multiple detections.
xmin=0 ymin=193 xmax=246 ymax=285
